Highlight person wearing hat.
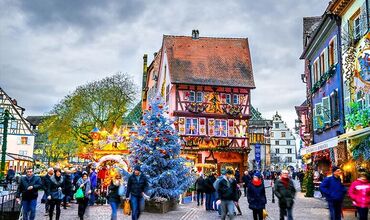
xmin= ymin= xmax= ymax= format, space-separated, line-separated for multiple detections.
xmin=348 ymin=168 xmax=370 ymax=220
xmin=274 ymin=169 xmax=296 ymax=220
xmin=319 ymin=166 xmax=347 ymax=220
xmin=126 ymin=165 xmax=149 ymax=220
xmin=247 ymin=172 xmax=266 ymax=220
xmin=217 ymin=169 xmax=238 ymax=220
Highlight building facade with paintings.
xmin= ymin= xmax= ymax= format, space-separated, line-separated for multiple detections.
xmin=0 ymin=87 xmax=34 ymax=173
xmin=142 ymin=30 xmax=256 ymax=175
xmin=300 ymin=10 xmax=346 ymax=175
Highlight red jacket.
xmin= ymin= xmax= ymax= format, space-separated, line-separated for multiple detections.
xmin=348 ymin=178 xmax=370 ymax=208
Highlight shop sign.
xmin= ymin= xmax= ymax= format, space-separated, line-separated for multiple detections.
xmin=300 ymin=137 xmax=338 ymax=155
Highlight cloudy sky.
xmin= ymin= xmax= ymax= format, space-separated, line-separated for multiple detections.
xmin=0 ymin=0 xmax=330 ymax=129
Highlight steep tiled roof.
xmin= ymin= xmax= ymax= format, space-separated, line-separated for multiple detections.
xmin=163 ymin=35 xmax=255 ymax=88
xmin=302 ymin=16 xmax=322 ymax=49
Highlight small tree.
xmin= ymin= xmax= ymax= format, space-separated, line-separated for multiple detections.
xmin=129 ymin=96 xmax=192 ymax=200
xmin=304 ymin=169 xmax=314 ymax=197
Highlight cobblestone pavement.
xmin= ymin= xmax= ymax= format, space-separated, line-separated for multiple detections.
xmin=35 ymin=180 xmax=362 ymax=220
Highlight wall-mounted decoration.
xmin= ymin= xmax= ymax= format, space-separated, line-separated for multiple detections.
xmin=355 ymin=33 xmax=370 ymax=93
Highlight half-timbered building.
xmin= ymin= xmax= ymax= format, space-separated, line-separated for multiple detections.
xmin=0 ymin=87 xmax=34 ymax=172
xmin=142 ymin=30 xmax=255 ymax=175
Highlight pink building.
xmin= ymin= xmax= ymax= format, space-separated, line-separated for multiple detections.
xmin=142 ymin=30 xmax=255 ymax=175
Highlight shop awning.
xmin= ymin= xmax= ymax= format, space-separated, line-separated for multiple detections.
xmin=338 ymin=127 xmax=370 ymax=141
xmin=300 ymin=136 xmax=338 ymax=156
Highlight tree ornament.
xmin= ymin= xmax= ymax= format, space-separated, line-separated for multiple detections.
xmin=155 ymin=137 xmax=160 ymax=142
xmin=148 ymin=105 xmax=152 ymax=110
xmin=158 ymin=104 xmax=163 ymax=109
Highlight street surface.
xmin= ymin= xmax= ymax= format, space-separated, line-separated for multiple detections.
xmin=34 ymin=180 xmax=362 ymax=220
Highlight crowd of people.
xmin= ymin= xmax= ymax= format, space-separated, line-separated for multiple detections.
xmin=9 ymin=164 xmax=369 ymax=220
xmin=13 ymin=164 xmax=149 ymax=220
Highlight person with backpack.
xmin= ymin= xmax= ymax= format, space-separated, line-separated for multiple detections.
xmin=195 ymin=173 xmax=206 ymax=206
xmin=76 ymin=171 xmax=91 ymax=220
xmin=247 ymin=172 xmax=266 ymax=220
xmin=46 ymin=168 xmax=65 ymax=220
xmin=108 ymin=173 xmax=124 ymax=220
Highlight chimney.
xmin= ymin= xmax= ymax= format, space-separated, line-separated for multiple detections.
xmin=192 ymin=30 xmax=199 ymax=39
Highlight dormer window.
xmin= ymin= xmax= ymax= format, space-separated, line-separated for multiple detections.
xmin=226 ymin=94 xmax=231 ymax=104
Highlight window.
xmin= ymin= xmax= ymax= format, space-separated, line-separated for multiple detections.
xmin=19 ymin=150 xmax=27 ymax=156
xmin=0 ymin=108 xmax=3 ymax=114
xmin=281 ymin=132 xmax=286 ymax=138
xmin=330 ymin=90 xmax=340 ymax=122
xmin=0 ymin=94 xmax=3 ymax=100
xmin=287 ymin=148 xmax=292 ymax=154
xmin=353 ymin=14 xmax=361 ymax=40
xmin=356 ymin=91 xmax=366 ymax=109
xmin=275 ymin=148 xmax=280 ymax=154
xmin=329 ymin=39 xmax=335 ymax=67
xmin=189 ymin=91 xmax=195 ymax=102
xmin=185 ymin=118 xmax=198 ymax=135
xmin=320 ymin=52 xmax=325 ymax=77
xmin=215 ymin=119 xmax=227 ymax=137
xmin=314 ymin=60 xmax=319 ymax=84
xmin=21 ymin=137 xmax=28 ymax=145
xmin=343 ymin=81 xmax=351 ymax=115
xmin=11 ymin=121 xmax=17 ymax=129
xmin=270 ymin=132 xmax=274 ymax=138
xmin=233 ymin=94 xmax=239 ymax=105
xmin=286 ymin=157 xmax=292 ymax=163
xmin=226 ymin=94 xmax=231 ymax=104
xmin=287 ymin=140 xmax=291 ymax=145
xmin=166 ymin=84 xmax=170 ymax=103
xmin=196 ymin=92 xmax=203 ymax=103
xmin=275 ymin=140 xmax=279 ymax=145
xmin=275 ymin=123 xmax=279 ymax=129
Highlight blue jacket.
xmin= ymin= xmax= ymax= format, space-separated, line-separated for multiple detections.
xmin=247 ymin=181 xmax=266 ymax=210
xmin=89 ymin=171 xmax=97 ymax=188
xmin=319 ymin=176 xmax=347 ymax=202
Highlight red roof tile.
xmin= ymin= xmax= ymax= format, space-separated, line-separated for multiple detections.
xmin=163 ymin=35 xmax=255 ymax=88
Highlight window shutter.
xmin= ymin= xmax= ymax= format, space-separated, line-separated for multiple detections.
xmin=199 ymin=118 xmax=206 ymax=135
xmin=333 ymin=36 xmax=338 ymax=65
xmin=208 ymin=119 xmax=215 ymax=136
xmin=26 ymin=137 xmax=30 ymax=145
xmin=360 ymin=2 xmax=368 ymax=36
xmin=313 ymin=106 xmax=317 ymax=130
xmin=17 ymin=137 xmax=21 ymax=145
xmin=324 ymin=48 xmax=329 ymax=73
xmin=311 ymin=64 xmax=315 ymax=84
xmin=228 ymin=119 xmax=234 ymax=137
xmin=178 ymin=117 xmax=185 ymax=135
xmin=322 ymin=96 xmax=331 ymax=123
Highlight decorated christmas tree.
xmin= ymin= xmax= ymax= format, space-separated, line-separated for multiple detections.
xmin=304 ymin=168 xmax=314 ymax=197
xmin=129 ymin=96 xmax=193 ymax=200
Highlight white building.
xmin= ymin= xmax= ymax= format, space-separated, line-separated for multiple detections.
xmin=270 ymin=112 xmax=297 ymax=170
xmin=0 ymin=87 xmax=34 ymax=173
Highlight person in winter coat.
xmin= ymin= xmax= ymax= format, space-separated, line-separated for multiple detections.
xmin=274 ymin=169 xmax=296 ymax=220
xmin=108 ymin=173 xmax=124 ymax=220
xmin=195 ymin=173 xmax=206 ymax=206
xmin=42 ymin=168 xmax=54 ymax=215
xmin=76 ymin=171 xmax=91 ymax=220
xmin=348 ymin=168 xmax=370 ymax=220
xmin=234 ymin=168 xmax=240 ymax=184
xmin=218 ymin=169 xmax=238 ymax=220
xmin=62 ymin=169 xmax=73 ymax=209
xmin=16 ymin=167 xmax=42 ymax=220
xmin=319 ymin=166 xmax=347 ymax=220
xmin=242 ymin=171 xmax=252 ymax=197
xmin=126 ymin=165 xmax=149 ymax=220
xmin=247 ymin=172 xmax=267 ymax=220
xmin=88 ymin=168 xmax=97 ymax=205
xmin=46 ymin=168 xmax=65 ymax=220
xmin=204 ymin=173 xmax=216 ymax=211
xmin=214 ymin=169 xmax=226 ymax=216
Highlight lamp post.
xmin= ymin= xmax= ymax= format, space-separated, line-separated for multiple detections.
xmin=0 ymin=109 xmax=15 ymax=179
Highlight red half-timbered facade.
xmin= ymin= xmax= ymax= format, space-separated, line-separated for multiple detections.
xmin=142 ymin=30 xmax=256 ymax=175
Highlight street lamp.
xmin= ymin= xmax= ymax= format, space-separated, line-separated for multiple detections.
xmin=0 ymin=109 xmax=15 ymax=179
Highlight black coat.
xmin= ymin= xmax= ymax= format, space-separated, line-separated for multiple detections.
xmin=274 ymin=178 xmax=296 ymax=208
xmin=16 ymin=175 xmax=42 ymax=201
xmin=46 ymin=175 xmax=65 ymax=200
xmin=204 ymin=176 xmax=216 ymax=194
xmin=126 ymin=173 xmax=148 ymax=198
xmin=247 ymin=181 xmax=266 ymax=210
xmin=218 ymin=178 xmax=238 ymax=201
xmin=195 ymin=176 xmax=206 ymax=192
xmin=242 ymin=174 xmax=252 ymax=186
xmin=107 ymin=182 xmax=121 ymax=203
xmin=63 ymin=174 xmax=73 ymax=195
